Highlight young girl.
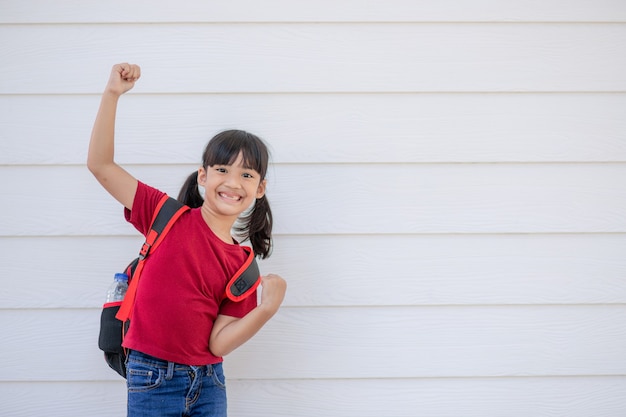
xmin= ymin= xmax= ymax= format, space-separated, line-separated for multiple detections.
xmin=88 ymin=63 xmax=287 ymax=417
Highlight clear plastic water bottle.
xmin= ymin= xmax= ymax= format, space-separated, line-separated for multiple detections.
xmin=106 ymin=273 xmax=129 ymax=303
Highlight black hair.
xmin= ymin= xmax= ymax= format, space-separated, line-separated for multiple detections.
xmin=177 ymin=130 xmax=273 ymax=259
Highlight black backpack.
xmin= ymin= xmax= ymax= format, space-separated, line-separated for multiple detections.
xmin=98 ymin=195 xmax=261 ymax=378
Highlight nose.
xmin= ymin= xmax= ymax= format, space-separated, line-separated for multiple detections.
xmin=223 ymin=172 xmax=242 ymax=188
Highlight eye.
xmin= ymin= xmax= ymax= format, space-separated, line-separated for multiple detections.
xmin=215 ymin=167 xmax=227 ymax=173
xmin=242 ymin=172 xmax=254 ymax=179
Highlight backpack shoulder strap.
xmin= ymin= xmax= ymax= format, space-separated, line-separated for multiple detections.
xmin=226 ymin=246 xmax=262 ymax=302
xmin=116 ymin=195 xmax=189 ymax=322
xmin=139 ymin=196 xmax=188 ymax=259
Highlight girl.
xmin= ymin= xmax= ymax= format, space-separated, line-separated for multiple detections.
xmin=88 ymin=63 xmax=287 ymax=417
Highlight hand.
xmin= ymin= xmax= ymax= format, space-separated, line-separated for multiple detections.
xmin=105 ymin=63 xmax=141 ymax=96
xmin=259 ymin=274 xmax=287 ymax=313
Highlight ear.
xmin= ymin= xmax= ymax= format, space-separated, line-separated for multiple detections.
xmin=197 ymin=167 xmax=207 ymax=186
xmin=256 ymin=179 xmax=267 ymax=199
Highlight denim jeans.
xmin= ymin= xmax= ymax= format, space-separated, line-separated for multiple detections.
xmin=126 ymin=350 xmax=227 ymax=417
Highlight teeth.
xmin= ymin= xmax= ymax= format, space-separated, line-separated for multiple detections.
xmin=220 ymin=192 xmax=241 ymax=201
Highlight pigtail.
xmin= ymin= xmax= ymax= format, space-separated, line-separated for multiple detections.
xmin=177 ymin=171 xmax=204 ymax=208
xmin=236 ymin=195 xmax=273 ymax=259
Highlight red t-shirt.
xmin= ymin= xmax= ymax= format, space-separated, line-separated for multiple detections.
xmin=121 ymin=181 xmax=257 ymax=365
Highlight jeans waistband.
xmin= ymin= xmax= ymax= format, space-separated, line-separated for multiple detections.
xmin=128 ymin=350 xmax=220 ymax=377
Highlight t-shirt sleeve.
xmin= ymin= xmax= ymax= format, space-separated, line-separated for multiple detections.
xmin=219 ymin=289 xmax=258 ymax=318
xmin=124 ymin=181 xmax=167 ymax=236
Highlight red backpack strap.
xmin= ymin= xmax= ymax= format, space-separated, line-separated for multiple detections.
xmin=116 ymin=195 xmax=189 ymax=321
xmin=225 ymin=246 xmax=262 ymax=302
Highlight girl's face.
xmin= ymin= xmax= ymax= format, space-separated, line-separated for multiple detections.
xmin=197 ymin=152 xmax=266 ymax=219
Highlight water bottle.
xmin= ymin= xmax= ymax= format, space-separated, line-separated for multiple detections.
xmin=106 ymin=273 xmax=129 ymax=303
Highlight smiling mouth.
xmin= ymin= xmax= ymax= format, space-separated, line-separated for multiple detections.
xmin=219 ymin=192 xmax=242 ymax=202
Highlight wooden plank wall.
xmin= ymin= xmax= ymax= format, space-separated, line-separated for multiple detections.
xmin=1 ymin=1 xmax=626 ymax=416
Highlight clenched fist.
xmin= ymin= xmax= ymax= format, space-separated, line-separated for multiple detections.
xmin=105 ymin=63 xmax=141 ymax=96
xmin=259 ymin=273 xmax=287 ymax=313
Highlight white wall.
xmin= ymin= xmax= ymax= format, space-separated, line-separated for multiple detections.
xmin=1 ymin=1 xmax=626 ymax=416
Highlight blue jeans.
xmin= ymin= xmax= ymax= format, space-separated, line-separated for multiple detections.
xmin=126 ymin=350 xmax=227 ymax=417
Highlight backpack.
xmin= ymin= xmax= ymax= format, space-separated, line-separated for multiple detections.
xmin=98 ymin=195 xmax=261 ymax=378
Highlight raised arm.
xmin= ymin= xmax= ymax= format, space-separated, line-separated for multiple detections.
xmin=209 ymin=273 xmax=287 ymax=357
xmin=87 ymin=63 xmax=141 ymax=210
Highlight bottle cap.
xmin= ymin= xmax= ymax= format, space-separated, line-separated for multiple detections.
xmin=114 ymin=273 xmax=129 ymax=282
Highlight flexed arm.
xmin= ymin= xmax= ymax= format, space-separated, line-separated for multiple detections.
xmin=87 ymin=63 xmax=141 ymax=210
xmin=210 ymin=273 xmax=287 ymax=357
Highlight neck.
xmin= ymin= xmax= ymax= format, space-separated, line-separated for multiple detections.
xmin=200 ymin=205 xmax=237 ymax=244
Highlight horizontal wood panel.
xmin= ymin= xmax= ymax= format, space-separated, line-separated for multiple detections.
xmin=1 ymin=163 xmax=626 ymax=236
xmin=1 ymin=306 xmax=624 ymax=381
xmin=2 ymin=377 xmax=626 ymax=417
xmin=3 ymin=93 xmax=626 ymax=165
xmin=1 ymin=24 xmax=625 ymax=93
xmin=229 ymin=376 xmax=626 ymax=417
xmin=0 ymin=381 xmax=127 ymax=417
xmin=230 ymin=305 xmax=626 ymax=379
xmin=3 ymin=234 xmax=626 ymax=309
xmin=2 ymin=0 xmax=626 ymax=23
